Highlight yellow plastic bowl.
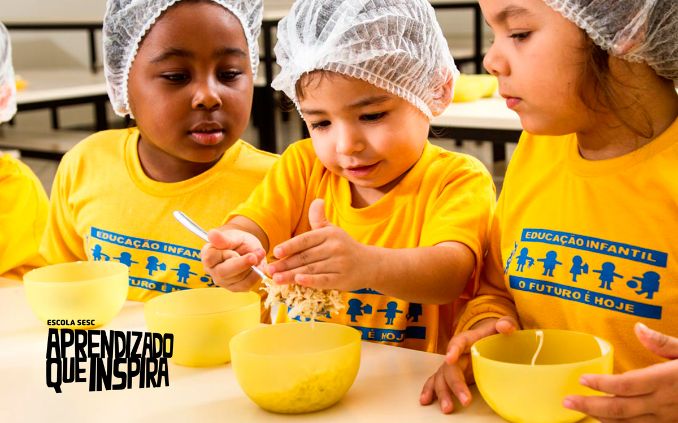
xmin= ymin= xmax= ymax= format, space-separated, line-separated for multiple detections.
xmin=23 ymin=261 xmax=129 ymax=329
xmin=230 ymin=322 xmax=361 ymax=414
xmin=144 ymin=287 xmax=260 ymax=367
xmin=472 ymin=329 xmax=613 ymax=423
xmin=452 ymin=74 xmax=499 ymax=102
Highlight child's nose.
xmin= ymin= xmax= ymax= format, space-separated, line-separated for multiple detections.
xmin=191 ymin=79 xmax=222 ymax=111
xmin=335 ymin=125 xmax=365 ymax=155
xmin=483 ymin=43 xmax=509 ymax=77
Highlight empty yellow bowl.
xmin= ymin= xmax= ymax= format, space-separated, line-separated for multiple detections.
xmin=144 ymin=287 xmax=260 ymax=367
xmin=472 ymin=329 xmax=613 ymax=423
xmin=230 ymin=322 xmax=361 ymax=414
xmin=23 ymin=261 xmax=129 ymax=329
xmin=452 ymin=74 xmax=499 ymax=102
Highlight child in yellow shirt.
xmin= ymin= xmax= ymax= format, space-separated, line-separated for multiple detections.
xmin=0 ymin=22 xmax=49 ymax=280
xmin=421 ymin=0 xmax=678 ymax=420
xmin=202 ymin=0 xmax=496 ymax=353
xmin=40 ymin=0 xmax=276 ymax=301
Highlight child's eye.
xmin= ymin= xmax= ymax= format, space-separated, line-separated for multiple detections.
xmin=360 ymin=112 xmax=386 ymax=122
xmin=218 ymin=70 xmax=242 ymax=82
xmin=161 ymin=73 xmax=189 ymax=83
xmin=509 ymin=32 xmax=531 ymax=41
xmin=309 ymin=120 xmax=330 ymax=130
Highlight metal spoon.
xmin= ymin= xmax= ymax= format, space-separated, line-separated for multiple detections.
xmin=172 ymin=210 xmax=268 ymax=280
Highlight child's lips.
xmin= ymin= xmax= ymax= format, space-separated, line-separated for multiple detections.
xmin=189 ymin=129 xmax=224 ymax=145
xmin=345 ymin=162 xmax=378 ymax=177
xmin=503 ymin=95 xmax=522 ymax=110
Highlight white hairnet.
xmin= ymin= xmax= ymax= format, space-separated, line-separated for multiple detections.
xmin=272 ymin=0 xmax=459 ymax=119
xmin=0 ymin=22 xmax=17 ymax=123
xmin=545 ymin=0 xmax=677 ymax=80
xmin=103 ymin=0 xmax=263 ymax=117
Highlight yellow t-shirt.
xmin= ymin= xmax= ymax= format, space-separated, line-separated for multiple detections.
xmin=231 ymin=139 xmax=496 ymax=352
xmin=459 ymin=117 xmax=678 ymax=372
xmin=0 ymin=153 xmax=48 ymax=279
xmin=40 ymin=128 xmax=277 ymax=302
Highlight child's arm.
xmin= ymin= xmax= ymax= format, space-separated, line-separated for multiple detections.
xmin=39 ymin=157 xmax=87 ymax=264
xmin=420 ymin=193 xmax=520 ymax=413
xmin=201 ymin=215 xmax=269 ymax=292
xmin=420 ymin=316 xmax=519 ymax=413
xmin=563 ymin=323 xmax=678 ymax=422
xmin=0 ymin=156 xmax=48 ymax=275
xmin=267 ymin=199 xmax=473 ymax=304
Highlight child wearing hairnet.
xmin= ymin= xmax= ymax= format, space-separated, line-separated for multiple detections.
xmin=40 ymin=0 xmax=277 ymax=302
xmin=0 ymin=22 xmax=49 ymax=280
xmin=421 ymin=0 xmax=678 ymax=419
xmin=202 ymin=0 xmax=496 ymax=353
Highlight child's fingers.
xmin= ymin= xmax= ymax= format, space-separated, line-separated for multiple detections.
xmin=294 ymin=272 xmax=335 ymax=288
xmin=273 ymin=230 xmax=326 ymax=259
xmin=563 ymin=393 xmax=654 ymax=421
xmin=207 ymin=229 xmax=261 ymax=256
xmin=579 ymin=368 xmax=656 ymax=398
xmin=445 ymin=320 xmax=498 ymax=364
xmin=433 ymin=368 xmax=457 ymax=414
xmin=201 ymin=244 xmax=237 ymax=269
xmin=635 ymin=322 xmax=678 ymax=359
xmin=445 ymin=340 xmax=466 ymax=364
xmin=444 ymin=355 xmax=472 ymax=407
xmin=308 ymin=198 xmax=331 ymax=230
xmin=210 ymin=252 xmax=260 ymax=283
xmin=496 ymin=316 xmax=519 ymax=334
xmin=206 ymin=229 xmax=239 ymax=249
xmin=222 ymin=272 xmax=261 ymax=292
xmin=268 ymin=245 xmax=329 ymax=275
xmin=419 ymin=374 xmax=437 ymax=406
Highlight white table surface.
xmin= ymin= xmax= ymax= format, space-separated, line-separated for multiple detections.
xmin=432 ymin=97 xmax=522 ymax=131
xmin=15 ymin=69 xmax=108 ymax=104
xmin=0 ymin=283 xmax=504 ymax=423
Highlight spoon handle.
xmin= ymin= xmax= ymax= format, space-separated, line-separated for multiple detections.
xmin=173 ymin=210 xmax=209 ymax=242
xmin=172 ymin=210 xmax=268 ymax=281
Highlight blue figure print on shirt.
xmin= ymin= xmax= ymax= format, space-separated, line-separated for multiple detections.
xmin=537 ymin=250 xmax=562 ymax=277
xmin=200 ymin=274 xmax=216 ymax=287
xmin=145 ymin=256 xmax=167 ymax=276
xmin=504 ymin=242 xmax=519 ymax=274
xmin=92 ymin=244 xmax=110 ymax=261
xmin=377 ymin=301 xmax=403 ymax=325
xmin=406 ymin=303 xmax=423 ymax=323
xmin=515 ymin=248 xmax=535 ymax=272
xmin=627 ymin=271 xmax=660 ymax=299
xmin=346 ymin=299 xmax=373 ymax=322
xmin=114 ymin=252 xmax=138 ymax=267
xmin=569 ymin=255 xmax=589 ymax=282
xmin=594 ymin=262 xmax=623 ymax=290
xmin=171 ymin=263 xmax=197 ymax=284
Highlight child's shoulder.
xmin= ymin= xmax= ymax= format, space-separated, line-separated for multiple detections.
xmin=235 ymin=139 xmax=279 ymax=164
xmin=425 ymin=142 xmax=492 ymax=179
xmin=0 ymin=153 xmax=35 ymax=182
xmin=51 ymin=129 xmax=134 ymax=182
xmin=63 ymin=128 xmax=133 ymax=159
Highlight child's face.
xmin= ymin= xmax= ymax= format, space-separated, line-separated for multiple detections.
xmin=299 ymin=73 xmax=429 ymax=202
xmin=128 ymin=1 xmax=253 ymax=180
xmin=479 ymin=0 xmax=593 ymax=135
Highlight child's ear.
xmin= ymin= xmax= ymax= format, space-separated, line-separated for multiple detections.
xmin=429 ymin=71 xmax=454 ymax=117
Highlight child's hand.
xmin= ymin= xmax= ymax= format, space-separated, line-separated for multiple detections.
xmin=266 ymin=199 xmax=375 ymax=291
xmin=201 ymin=228 xmax=266 ymax=292
xmin=563 ymin=323 xmax=678 ymax=422
xmin=420 ymin=316 xmax=518 ymax=414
